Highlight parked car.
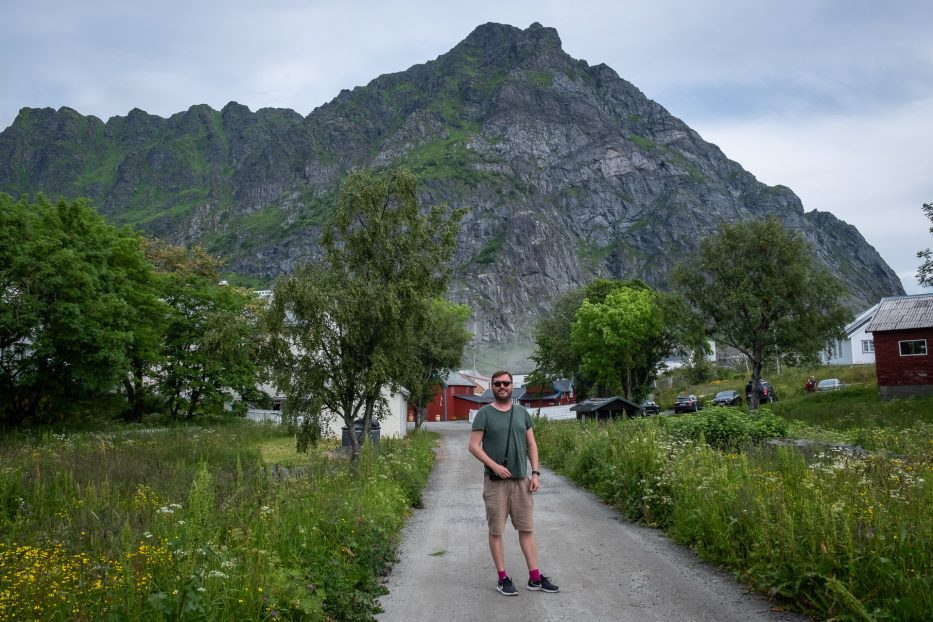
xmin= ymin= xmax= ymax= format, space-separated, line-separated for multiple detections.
xmin=674 ymin=394 xmax=702 ymax=413
xmin=745 ymin=380 xmax=778 ymax=404
xmin=640 ymin=400 xmax=660 ymax=415
xmin=816 ymin=378 xmax=844 ymax=391
xmin=711 ymin=390 xmax=742 ymax=406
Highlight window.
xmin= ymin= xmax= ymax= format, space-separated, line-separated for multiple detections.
xmin=899 ymin=339 xmax=928 ymax=356
xmin=861 ymin=339 xmax=874 ymax=354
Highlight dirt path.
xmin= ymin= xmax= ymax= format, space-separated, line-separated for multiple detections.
xmin=377 ymin=421 xmax=810 ymax=622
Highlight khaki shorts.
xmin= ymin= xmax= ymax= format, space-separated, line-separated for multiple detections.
xmin=483 ymin=477 xmax=534 ymax=536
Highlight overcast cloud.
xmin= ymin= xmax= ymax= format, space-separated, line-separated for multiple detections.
xmin=3 ymin=0 xmax=931 ymax=295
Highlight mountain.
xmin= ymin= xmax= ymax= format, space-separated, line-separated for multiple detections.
xmin=0 ymin=22 xmax=905 ymax=368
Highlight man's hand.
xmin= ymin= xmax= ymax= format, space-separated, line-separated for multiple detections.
xmin=529 ymin=472 xmax=540 ymax=492
xmin=494 ymin=465 xmax=512 ymax=479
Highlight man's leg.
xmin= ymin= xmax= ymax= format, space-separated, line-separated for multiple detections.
xmin=518 ymin=530 xmax=538 ymax=572
xmin=488 ymin=532 xmax=506 ymax=571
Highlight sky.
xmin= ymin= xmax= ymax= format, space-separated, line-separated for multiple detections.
xmin=3 ymin=0 xmax=931 ymax=295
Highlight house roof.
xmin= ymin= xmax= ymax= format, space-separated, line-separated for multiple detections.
xmin=444 ymin=371 xmax=479 ymax=387
xmin=867 ymin=294 xmax=933 ymax=332
xmin=570 ymin=396 xmax=641 ymax=413
xmin=553 ymin=379 xmax=573 ymax=393
xmin=844 ymin=303 xmax=879 ymax=336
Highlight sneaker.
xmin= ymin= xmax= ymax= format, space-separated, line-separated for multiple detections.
xmin=527 ymin=575 xmax=559 ymax=593
xmin=496 ymin=576 xmax=518 ymax=596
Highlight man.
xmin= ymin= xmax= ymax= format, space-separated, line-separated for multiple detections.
xmin=468 ymin=370 xmax=559 ymax=596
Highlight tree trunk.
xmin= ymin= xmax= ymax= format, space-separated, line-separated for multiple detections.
xmin=185 ymin=387 xmax=202 ymax=419
xmin=748 ymin=348 xmax=764 ymax=409
xmin=122 ymin=359 xmax=146 ymax=422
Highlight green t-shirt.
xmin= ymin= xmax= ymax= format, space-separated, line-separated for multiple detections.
xmin=471 ymin=403 xmax=534 ymax=479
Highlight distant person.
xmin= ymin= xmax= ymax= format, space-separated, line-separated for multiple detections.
xmin=468 ymin=370 xmax=559 ymax=596
xmin=806 ymin=376 xmax=815 ymax=395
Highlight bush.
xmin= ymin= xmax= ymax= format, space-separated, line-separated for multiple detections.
xmin=666 ymin=407 xmax=788 ymax=450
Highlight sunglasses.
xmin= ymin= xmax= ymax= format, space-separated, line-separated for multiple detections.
xmin=493 ymin=381 xmax=512 ymax=387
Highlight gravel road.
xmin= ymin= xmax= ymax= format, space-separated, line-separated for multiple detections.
xmin=377 ymin=421 xmax=811 ymax=622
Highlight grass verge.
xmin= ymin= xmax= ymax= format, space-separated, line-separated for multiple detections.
xmin=0 ymin=422 xmax=436 ymax=621
xmin=535 ymin=413 xmax=933 ymax=621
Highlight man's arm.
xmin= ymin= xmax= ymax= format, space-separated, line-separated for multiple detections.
xmin=526 ymin=428 xmax=540 ymax=492
xmin=469 ymin=429 xmax=511 ymax=479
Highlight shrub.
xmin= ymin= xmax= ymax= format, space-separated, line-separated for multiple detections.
xmin=666 ymin=407 xmax=788 ymax=450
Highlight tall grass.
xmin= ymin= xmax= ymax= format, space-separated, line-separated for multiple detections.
xmin=535 ymin=415 xmax=933 ymax=621
xmin=0 ymin=423 xmax=436 ymax=621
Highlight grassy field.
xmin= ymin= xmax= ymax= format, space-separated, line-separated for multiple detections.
xmin=535 ymin=365 xmax=933 ymax=622
xmin=0 ymin=423 xmax=437 ymax=621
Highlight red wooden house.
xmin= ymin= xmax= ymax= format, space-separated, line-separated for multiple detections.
xmin=413 ymin=372 xmax=482 ymax=422
xmin=517 ymin=379 xmax=575 ymax=408
xmin=867 ymin=293 xmax=933 ymax=399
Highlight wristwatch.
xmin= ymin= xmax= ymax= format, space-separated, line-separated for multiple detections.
xmin=531 ymin=470 xmax=541 ymax=476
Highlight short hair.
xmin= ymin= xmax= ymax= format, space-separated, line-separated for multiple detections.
xmin=490 ymin=370 xmax=512 ymax=382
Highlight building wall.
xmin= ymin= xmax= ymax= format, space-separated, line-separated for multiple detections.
xmin=874 ymin=328 xmax=933 ymax=391
xmin=425 ymin=384 xmax=476 ymax=421
xmin=824 ymin=327 xmax=876 ymax=365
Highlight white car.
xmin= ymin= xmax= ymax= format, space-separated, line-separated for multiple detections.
xmin=816 ymin=378 xmax=844 ymax=391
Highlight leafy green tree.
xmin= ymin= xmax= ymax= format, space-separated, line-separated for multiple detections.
xmin=144 ymin=239 xmax=262 ymax=419
xmin=530 ymin=279 xmax=628 ymax=398
xmin=0 ymin=194 xmax=160 ymax=425
xmin=672 ymin=217 xmax=851 ymax=408
xmin=916 ymin=202 xmax=933 ymax=286
xmin=263 ymin=169 xmax=463 ymax=458
xmin=570 ymin=287 xmax=697 ymax=401
xmin=572 ymin=288 xmax=660 ymax=400
xmin=403 ymin=298 xmax=472 ymax=430
xmin=531 ymin=279 xmax=700 ymax=401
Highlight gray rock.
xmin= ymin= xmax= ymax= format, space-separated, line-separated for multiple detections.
xmin=0 ymin=22 xmax=904 ymax=367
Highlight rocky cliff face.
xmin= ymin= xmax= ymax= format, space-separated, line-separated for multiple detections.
xmin=0 ymin=22 xmax=905 ymax=366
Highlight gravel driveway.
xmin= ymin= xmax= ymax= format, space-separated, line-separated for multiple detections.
xmin=377 ymin=421 xmax=811 ymax=622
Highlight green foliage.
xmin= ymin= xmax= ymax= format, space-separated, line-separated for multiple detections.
xmin=473 ymin=234 xmax=504 ymax=265
xmin=526 ymin=70 xmax=554 ymax=88
xmin=0 ymin=194 xmax=162 ymax=426
xmin=530 ymin=278 xmax=629 ymax=395
xmin=264 ymin=169 xmax=464 ymax=458
xmin=672 ymin=217 xmax=851 ymax=409
xmin=0 ymin=423 xmax=437 ymax=621
xmin=665 ymin=407 xmax=788 ymax=450
xmin=402 ymin=299 xmax=472 ymax=429
xmin=629 ymin=134 xmax=656 ymax=151
xmin=535 ymin=413 xmax=933 ymax=621
xmin=915 ymin=201 xmax=933 ymax=287
xmin=143 ymin=239 xmax=263 ymax=420
xmin=572 ymin=287 xmax=663 ymax=400
xmin=532 ymin=279 xmax=703 ymax=401
xmin=682 ymin=347 xmax=716 ymax=384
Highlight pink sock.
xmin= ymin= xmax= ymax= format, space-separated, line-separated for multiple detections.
xmin=498 ymin=570 xmax=508 ymax=581
xmin=530 ymin=568 xmax=541 ymax=582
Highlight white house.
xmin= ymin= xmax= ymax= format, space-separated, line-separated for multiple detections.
xmin=822 ymin=303 xmax=878 ymax=365
xmin=246 ymin=289 xmax=408 ymax=439
xmin=247 ymin=384 xmax=409 ymax=440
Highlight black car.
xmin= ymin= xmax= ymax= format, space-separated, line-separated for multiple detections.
xmin=673 ymin=394 xmax=702 ymax=413
xmin=745 ymin=380 xmax=778 ymax=404
xmin=711 ymin=390 xmax=742 ymax=406
xmin=640 ymin=400 xmax=660 ymax=415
